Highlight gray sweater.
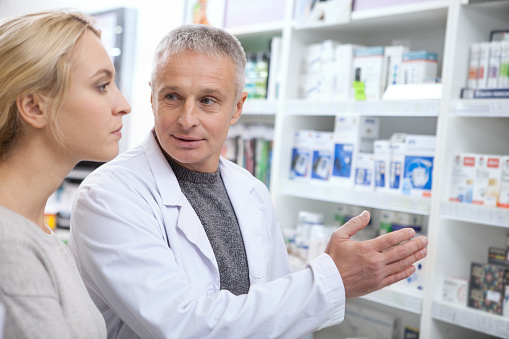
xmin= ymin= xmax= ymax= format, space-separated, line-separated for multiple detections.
xmin=0 ymin=205 xmax=106 ymax=339
xmin=167 ymin=157 xmax=251 ymax=296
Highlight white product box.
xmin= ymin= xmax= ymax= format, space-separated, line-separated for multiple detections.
xmin=472 ymin=155 xmax=502 ymax=206
xmin=383 ymin=45 xmax=409 ymax=89
xmin=401 ymin=258 xmax=426 ymax=291
xmin=488 ymin=41 xmax=502 ymax=88
xmin=354 ymin=153 xmax=374 ymax=190
xmin=332 ymin=116 xmax=380 ymax=187
xmin=442 ymin=277 xmax=468 ymax=306
xmin=334 ymin=43 xmax=365 ymax=100
xmin=302 ymin=43 xmax=323 ymax=74
xmin=351 ymin=46 xmax=385 ymax=100
xmin=498 ymin=156 xmax=509 ymax=208
xmin=499 ymin=41 xmax=509 ymax=88
xmin=477 ymin=42 xmax=491 ymax=88
xmin=289 ymin=130 xmax=314 ymax=181
xmin=401 ymin=134 xmax=436 ymax=197
xmin=310 ymin=131 xmax=334 ymax=181
xmin=400 ymin=50 xmax=438 ymax=84
xmin=467 ymin=43 xmax=481 ymax=88
xmin=318 ymin=40 xmax=341 ymax=100
xmin=374 ymin=140 xmax=391 ymax=191
xmin=307 ymin=224 xmax=335 ymax=261
xmin=448 ymin=154 xmax=476 ymax=203
xmin=389 ymin=133 xmax=406 ymax=194
xmin=299 ymin=74 xmax=320 ymax=99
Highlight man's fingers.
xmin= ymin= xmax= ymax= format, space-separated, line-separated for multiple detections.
xmin=382 ymin=265 xmax=417 ymax=288
xmin=383 ymin=244 xmax=427 ymax=277
xmin=336 ymin=210 xmax=371 ymax=239
xmin=370 ymin=227 xmax=416 ymax=252
xmin=381 ymin=236 xmax=428 ymax=265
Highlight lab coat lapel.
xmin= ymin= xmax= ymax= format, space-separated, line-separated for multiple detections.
xmin=220 ymin=159 xmax=267 ymax=283
xmin=143 ymin=132 xmax=218 ymax=270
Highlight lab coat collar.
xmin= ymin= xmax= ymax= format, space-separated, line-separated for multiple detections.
xmin=142 ymin=132 xmax=184 ymax=207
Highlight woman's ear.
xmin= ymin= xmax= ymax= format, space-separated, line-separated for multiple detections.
xmin=16 ymin=93 xmax=48 ymax=129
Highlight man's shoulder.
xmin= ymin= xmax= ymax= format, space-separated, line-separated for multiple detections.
xmin=81 ymin=144 xmax=152 ymax=190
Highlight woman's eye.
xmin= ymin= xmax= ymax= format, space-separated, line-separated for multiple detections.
xmin=98 ymin=82 xmax=110 ymax=92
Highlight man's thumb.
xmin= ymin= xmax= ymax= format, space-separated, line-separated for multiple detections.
xmin=337 ymin=210 xmax=370 ymax=239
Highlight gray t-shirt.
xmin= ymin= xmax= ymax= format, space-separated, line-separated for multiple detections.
xmin=0 ymin=205 xmax=106 ymax=339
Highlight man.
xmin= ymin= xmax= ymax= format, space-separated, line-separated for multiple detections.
xmin=69 ymin=24 xmax=427 ymax=339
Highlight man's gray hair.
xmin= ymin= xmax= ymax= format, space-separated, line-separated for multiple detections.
xmin=151 ymin=24 xmax=246 ymax=99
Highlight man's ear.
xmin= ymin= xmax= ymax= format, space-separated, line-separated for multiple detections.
xmin=16 ymin=93 xmax=48 ymax=129
xmin=230 ymin=91 xmax=247 ymax=125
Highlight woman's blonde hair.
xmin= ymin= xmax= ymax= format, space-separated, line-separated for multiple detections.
xmin=0 ymin=10 xmax=100 ymax=159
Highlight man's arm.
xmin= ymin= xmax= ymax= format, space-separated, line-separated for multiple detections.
xmin=325 ymin=210 xmax=428 ymax=298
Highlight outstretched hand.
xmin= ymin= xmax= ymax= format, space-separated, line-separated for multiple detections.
xmin=325 ymin=210 xmax=428 ymax=298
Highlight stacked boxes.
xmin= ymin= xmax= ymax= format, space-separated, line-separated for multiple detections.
xmin=468 ymin=262 xmax=509 ymax=315
xmin=449 ymin=153 xmax=509 ymax=208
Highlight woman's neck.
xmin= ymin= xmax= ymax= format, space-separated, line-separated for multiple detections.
xmin=0 ymin=138 xmax=75 ymax=233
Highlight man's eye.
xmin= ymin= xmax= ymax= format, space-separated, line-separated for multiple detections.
xmin=202 ymin=98 xmax=215 ymax=105
xmin=165 ymin=94 xmax=178 ymax=100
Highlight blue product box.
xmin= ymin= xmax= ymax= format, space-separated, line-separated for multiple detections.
xmin=333 ymin=143 xmax=354 ymax=178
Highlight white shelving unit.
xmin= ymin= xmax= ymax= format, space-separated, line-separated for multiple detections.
xmin=227 ymin=0 xmax=509 ymax=338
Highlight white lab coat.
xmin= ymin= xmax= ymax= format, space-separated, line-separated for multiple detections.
xmin=69 ymin=132 xmax=345 ymax=339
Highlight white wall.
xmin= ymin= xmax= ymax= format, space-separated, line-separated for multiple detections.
xmin=0 ymin=0 xmax=184 ymax=149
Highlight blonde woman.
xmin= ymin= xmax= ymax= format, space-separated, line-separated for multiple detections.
xmin=0 ymin=10 xmax=130 ymax=338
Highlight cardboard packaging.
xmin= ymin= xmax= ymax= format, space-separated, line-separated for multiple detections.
xmin=449 ymin=154 xmax=476 ymax=203
xmin=351 ymin=46 xmax=385 ymax=100
xmin=290 ymin=130 xmax=314 ymax=181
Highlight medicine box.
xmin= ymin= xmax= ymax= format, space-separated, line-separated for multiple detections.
xmin=352 ymin=46 xmax=385 ymax=100
xmin=499 ymin=41 xmax=509 ymax=88
xmin=354 ymin=153 xmax=374 ymax=190
xmin=400 ymin=50 xmax=438 ymax=84
xmin=477 ymin=42 xmax=491 ymax=88
xmin=488 ymin=41 xmax=502 ymax=88
xmin=468 ymin=262 xmax=509 ymax=315
xmin=383 ymin=45 xmax=409 ymax=89
xmin=498 ymin=156 xmax=509 ymax=208
xmin=332 ymin=116 xmax=379 ymax=187
xmin=310 ymin=131 xmax=334 ymax=181
xmin=442 ymin=276 xmax=468 ymax=306
xmin=374 ymin=140 xmax=391 ymax=191
xmin=334 ymin=44 xmax=365 ymax=100
xmin=448 ymin=154 xmax=476 ymax=203
xmin=290 ymin=130 xmax=314 ymax=181
xmin=467 ymin=43 xmax=481 ymax=89
xmin=389 ymin=133 xmax=406 ymax=194
xmin=401 ymin=134 xmax=436 ymax=197
xmin=472 ymin=155 xmax=502 ymax=206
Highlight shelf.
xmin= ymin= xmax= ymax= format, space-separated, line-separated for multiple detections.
xmin=283 ymin=99 xmax=440 ymax=117
xmin=450 ymin=99 xmax=509 ymax=117
xmin=351 ymin=1 xmax=449 ymax=21
xmin=226 ymin=21 xmax=284 ymax=38
xmin=293 ymin=1 xmax=448 ymax=33
xmin=440 ymin=202 xmax=509 ymax=228
xmin=432 ymin=301 xmax=509 ymax=338
xmin=361 ymin=284 xmax=423 ymax=314
xmin=242 ymin=99 xmax=277 ymax=115
xmin=279 ymin=180 xmax=431 ymax=215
